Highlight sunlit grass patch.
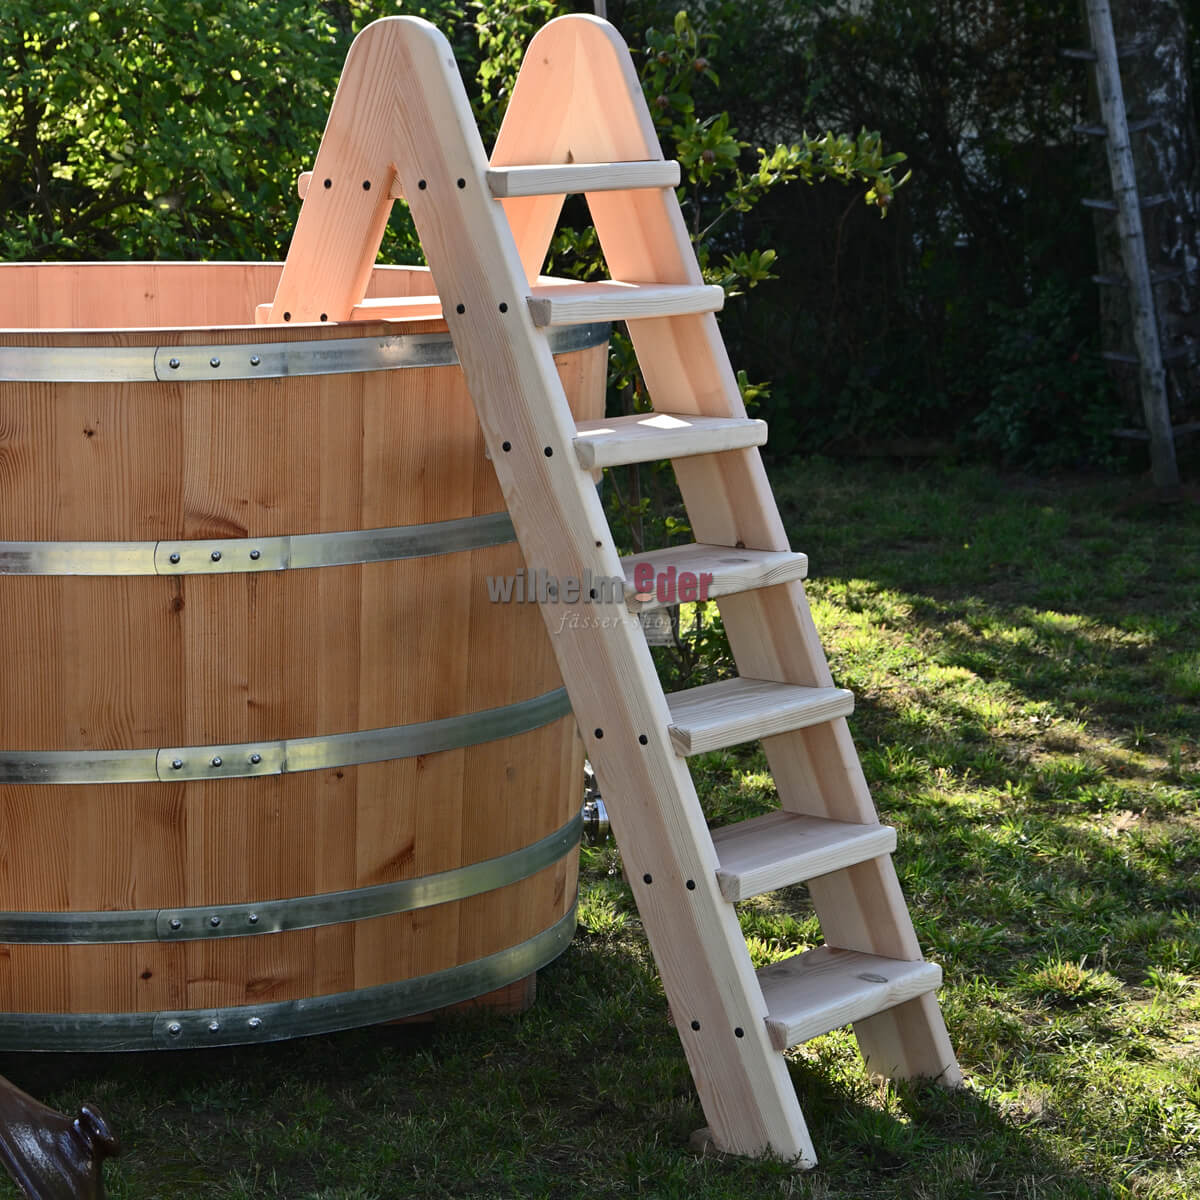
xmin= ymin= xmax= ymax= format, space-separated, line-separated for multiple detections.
xmin=1017 ymin=958 xmax=1124 ymax=1008
xmin=1162 ymin=651 xmax=1200 ymax=701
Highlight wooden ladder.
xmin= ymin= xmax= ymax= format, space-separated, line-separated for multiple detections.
xmin=265 ymin=13 xmax=961 ymax=1165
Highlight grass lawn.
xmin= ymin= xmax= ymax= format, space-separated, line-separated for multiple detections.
xmin=2 ymin=459 xmax=1198 ymax=1199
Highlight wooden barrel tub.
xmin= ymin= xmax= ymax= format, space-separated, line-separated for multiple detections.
xmin=0 ymin=262 xmax=605 ymax=1050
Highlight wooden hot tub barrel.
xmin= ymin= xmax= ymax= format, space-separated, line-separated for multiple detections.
xmin=0 ymin=262 xmax=605 ymax=1050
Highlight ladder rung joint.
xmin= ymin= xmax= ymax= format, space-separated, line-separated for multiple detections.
xmin=1092 ymin=268 xmax=1184 ymax=287
xmin=486 ymin=160 xmax=681 ymax=197
xmin=619 ymin=545 xmax=808 ymax=613
xmin=758 ymin=947 xmax=943 ymax=1051
xmin=1081 ymin=194 xmax=1167 ymax=212
xmin=573 ymin=412 xmax=767 ymax=469
xmin=527 ymin=280 xmax=724 ymax=327
xmin=666 ymin=677 xmax=855 ymax=757
xmin=1073 ymin=117 xmax=1158 ymax=136
xmin=712 ymin=812 xmax=897 ymax=902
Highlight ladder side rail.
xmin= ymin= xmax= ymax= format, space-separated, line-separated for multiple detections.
xmin=497 ymin=15 xmax=961 ymax=1086
xmin=314 ymin=16 xmax=816 ymax=1163
xmin=266 ymin=26 xmax=406 ymax=323
xmin=1086 ymin=0 xmax=1179 ymax=488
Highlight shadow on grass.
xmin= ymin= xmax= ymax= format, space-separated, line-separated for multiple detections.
xmin=0 ymin=980 xmax=1126 ymax=1200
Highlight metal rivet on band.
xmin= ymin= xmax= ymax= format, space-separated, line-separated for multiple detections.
xmin=167 ymin=1022 xmax=182 ymax=1036
xmin=169 ymin=918 xmax=182 ymax=931
xmin=210 ymin=550 xmax=222 ymax=562
xmin=168 ymin=552 xmax=181 ymax=564
xmin=249 ymin=549 xmax=261 ymax=561
xmin=168 ymin=358 xmax=180 ymax=370
xmin=247 ymin=913 xmax=259 ymax=925
xmin=249 ymin=354 xmax=261 ymax=367
xmin=249 ymin=753 xmax=262 ymax=765
xmin=211 ymin=756 xmax=223 ymax=768
xmin=209 ymin=916 xmax=221 ymax=928
xmin=247 ymin=1017 xmax=263 ymax=1030
xmin=208 ymin=1020 xmax=221 ymax=1033
xmin=210 ymin=357 xmax=221 ymax=369
xmin=171 ymin=759 xmax=183 ymax=770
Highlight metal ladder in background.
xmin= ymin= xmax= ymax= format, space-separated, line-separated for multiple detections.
xmin=1071 ymin=0 xmax=1184 ymax=487
xmin=263 ymin=13 xmax=960 ymax=1165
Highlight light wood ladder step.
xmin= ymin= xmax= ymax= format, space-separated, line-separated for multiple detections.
xmin=619 ymin=544 xmax=807 ymax=613
xmin=758 ymin=947 xmax=943 ymax=1051
xmin=527 ymin=280 xmax=724 ymax=327
xmin=486 ymin=160 xmax=680 ymax=197
xmin=573 ymin=413 xmax=767 ymax=469
xmin=253 ymin=295 xmax=443 ymax=323
xmin=666 ymin=677 xmax=854 ymax=756
xmin=712 ymin=811 xmax=896 ymax=901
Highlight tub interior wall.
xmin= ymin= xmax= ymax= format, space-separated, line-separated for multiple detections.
xmin=0 ymin=262 xmax=437 ymax=330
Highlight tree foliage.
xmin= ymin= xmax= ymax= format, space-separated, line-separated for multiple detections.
xmin=2 ymin=0 xmax=1170 ymax=473
xmin=0 ymin=1 xmax=346 ymax=260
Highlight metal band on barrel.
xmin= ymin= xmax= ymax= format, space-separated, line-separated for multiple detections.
xmin=0 ymin=322 xmax=609 ymax=383
xmin=0 ymin=811 xmax=581 ymax=944
xmin=0 ymin=686 xmax=571 ymax=785
xmin=0 ymin=511 xmax=515 ymax=577
xmin=0 ymin=904 xmax=577 ymax=1051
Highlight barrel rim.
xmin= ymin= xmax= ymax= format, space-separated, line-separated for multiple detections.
xmin=0 ymin=321 xmax=610 ymax=382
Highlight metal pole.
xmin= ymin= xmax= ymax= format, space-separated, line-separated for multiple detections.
xmin=1086 ymin=0 xmax=1180 ymax=488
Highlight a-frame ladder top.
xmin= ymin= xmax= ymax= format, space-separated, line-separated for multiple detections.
xmin=265 ymin=12 xmax=959 ymax=1165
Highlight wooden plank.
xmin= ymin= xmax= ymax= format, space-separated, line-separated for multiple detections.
xmin=619 ymin=544 xmax=807 ymax=613
xmin=527 ymin=279 xmax=724 ymax=327
xmin=486 ymin=160 xmax=680 ymax=197
xmin=254 ymin=296 xmax=444 ymax=323
xmin=573 ymin=412 xmax=766 ymax=469
xmin=350 ymin=296 xmax=442 ymax=319
xmin=666 ymin=677 xmax=854 ymax=756
xmin=758 ymin=947 xmax=942 ymax=1051
xmin=712 ymin=812 xmax=895 ymax=901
